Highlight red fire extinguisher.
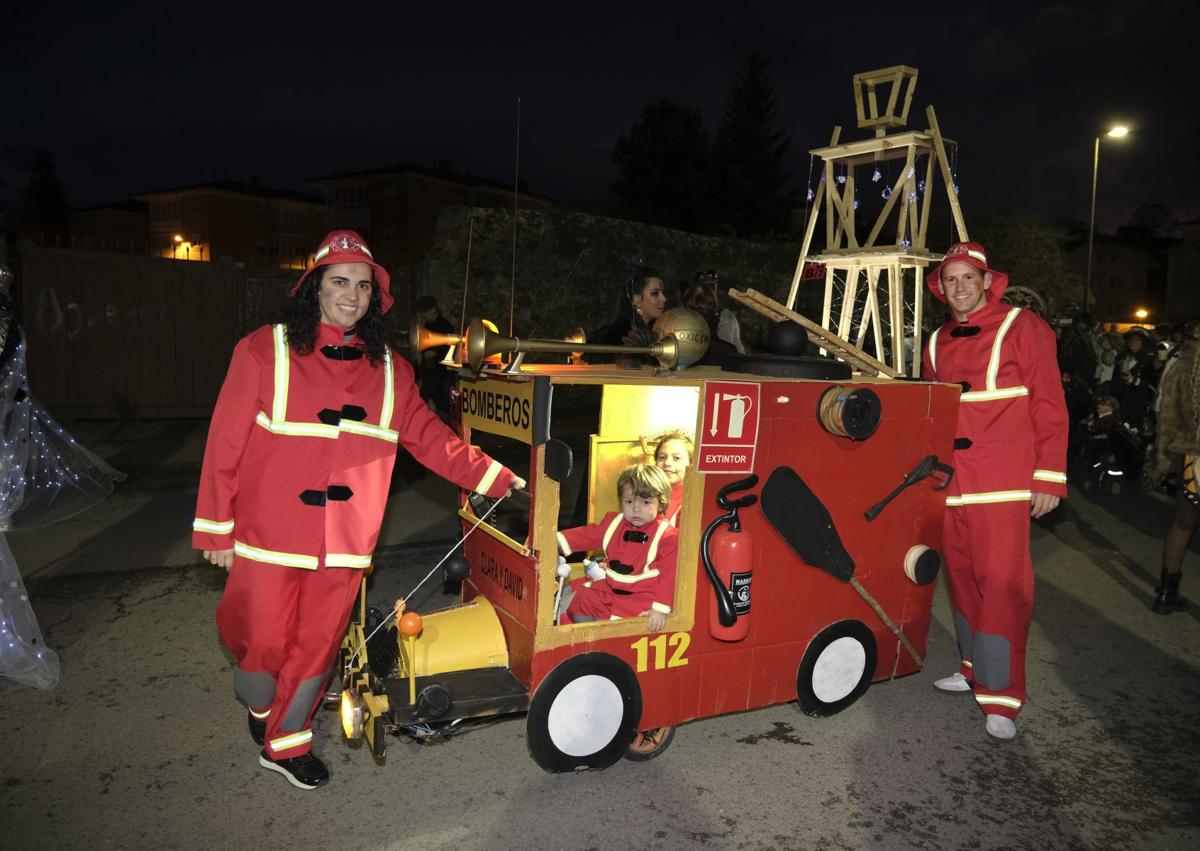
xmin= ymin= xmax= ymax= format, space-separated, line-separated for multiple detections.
xmin=701 ymin=475 xmax=758 ymax=641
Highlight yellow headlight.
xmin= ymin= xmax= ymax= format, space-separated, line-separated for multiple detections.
xmin=340 ymin=689 xmax=365 ymax=740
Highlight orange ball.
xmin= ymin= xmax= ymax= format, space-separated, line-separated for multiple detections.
xmin=398 ymin=611 xmax=423 ymax=637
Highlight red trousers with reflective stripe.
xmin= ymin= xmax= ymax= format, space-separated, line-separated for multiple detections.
xmin=942 ymin=501 xmax=1033 ymax=719
xmin=216 ymin=557 xmax=362 ymax=758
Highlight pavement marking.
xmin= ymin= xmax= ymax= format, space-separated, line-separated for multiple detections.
xmin=380 ymin=825 xmax=472 ymax=850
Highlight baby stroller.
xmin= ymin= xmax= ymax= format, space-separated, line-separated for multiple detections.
xmin=1075 ymin=394 xmax=1154 ymax=494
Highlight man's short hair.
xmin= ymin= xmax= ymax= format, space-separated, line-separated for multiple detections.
xmin=617 ymin=464 xmax=672 ymax=513
xmin=414 ymin=295 xmax=438 ymax=313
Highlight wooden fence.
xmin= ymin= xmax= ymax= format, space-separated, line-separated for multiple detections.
xmin=16 ymin=243 xmax=292 ymax=418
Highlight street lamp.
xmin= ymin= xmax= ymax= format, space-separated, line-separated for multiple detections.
xmin=1084 ymin=125 xmax=1130 ymax=310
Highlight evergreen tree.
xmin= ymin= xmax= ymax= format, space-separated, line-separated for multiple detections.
xmin=711 ymin=51 xmax=792 ymax=239
xmin=611 ymin=100 xmax=712 ymax=233
xmin=20 ymin=151 xmax=71 ymax=244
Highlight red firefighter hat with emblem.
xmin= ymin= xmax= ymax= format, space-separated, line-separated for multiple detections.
xmin=291 ymin=230 xmax=394 ymax=314
xmin=925 ymin=241 xmax=1009 ymax=302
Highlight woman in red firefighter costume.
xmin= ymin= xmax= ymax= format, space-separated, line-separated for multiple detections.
xmin=193 ymin=230 xmax=523 ymax=789
xmin=921 ymin=241 xmax=1067 ymax=741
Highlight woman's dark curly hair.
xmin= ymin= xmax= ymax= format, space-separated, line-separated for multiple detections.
xmin=280 ymin=266 xmax=390 ymax=365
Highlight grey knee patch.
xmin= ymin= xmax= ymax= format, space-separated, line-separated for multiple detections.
xmin=953 ymin=611 xmax=973 ymax=662
xmin=972 ymin=631 xmax=1011 ymax=691
xmin=234 ymin=667 xmax=276 ymax=708
xmin=572 ymin=614 xmax=598 ymax=623
xmin=282 ymin=669 xmax=332 ymax=730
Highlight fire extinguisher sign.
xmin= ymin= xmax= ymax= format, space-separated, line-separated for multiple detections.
xmin=697 ymin=381 xmax=761 ymax=474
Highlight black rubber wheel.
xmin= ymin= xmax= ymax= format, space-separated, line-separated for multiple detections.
xmin=624 ymin=725 xmax=676 ymax=762
xmin=526 ymin=652 xmax=642 ymax=772
xmin=796 ymin=620 xmax=877 ymax=717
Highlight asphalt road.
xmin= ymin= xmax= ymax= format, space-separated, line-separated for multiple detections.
xmin=1 ymin=421 xmax=1198 ymax=851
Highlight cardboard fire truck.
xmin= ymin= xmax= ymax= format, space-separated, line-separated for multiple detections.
xmin=336 ymin=319 xmax=958 ymax=772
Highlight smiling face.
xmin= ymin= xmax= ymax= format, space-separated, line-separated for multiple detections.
xmin=938 ymin=261 xmax=992 ymax=321
xmin=655 ymin=438 xmax=691 ymax=487
xmin=633 ymin=276 xmax=667 ymax=322
xmin=619 ymin=484 xmax=661 ymax=527
xmin=317 ymin=263 xmax=374 ymax=330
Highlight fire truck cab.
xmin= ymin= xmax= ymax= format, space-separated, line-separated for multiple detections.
xmin=338 ymin=353 xmax=958 ymax=772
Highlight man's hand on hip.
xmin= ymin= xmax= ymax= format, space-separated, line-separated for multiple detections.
xmin=1030 ymin=493 xmax=1060 ymax=518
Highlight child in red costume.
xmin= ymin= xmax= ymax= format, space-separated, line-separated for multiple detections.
xmin=652 ymin=431 xmax=692 ymax=528
xmin=557 ymin=464 xmax=678 ymax=631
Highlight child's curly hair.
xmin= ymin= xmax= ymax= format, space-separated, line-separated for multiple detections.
xmin=616 ymin=464 xmax=672 ymax=513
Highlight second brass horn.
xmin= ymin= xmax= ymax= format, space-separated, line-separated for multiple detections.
xmin=466 ymin=317 xmax=679 ymax=372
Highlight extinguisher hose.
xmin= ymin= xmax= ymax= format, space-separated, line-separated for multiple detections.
xmin=701 ymin=514 xmax=739 ymax=628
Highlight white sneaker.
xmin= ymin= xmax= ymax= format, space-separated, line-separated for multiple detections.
xmin=985 ymin=715 xmax=1017 ymax=740
xmin=932 ymin=672 xmax=972 ymax=693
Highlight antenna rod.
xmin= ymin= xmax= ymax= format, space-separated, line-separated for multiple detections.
xmin=510 ymin=97 xmax=521 ymax=335
xmin=458 ymin=217 xmax=474 ymax=338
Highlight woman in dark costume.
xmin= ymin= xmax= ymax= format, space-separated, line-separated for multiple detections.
xmin=587 ymin=268 xmax=668 ymax=363
xmin=0 ymin=264 xmax=125 ymax=688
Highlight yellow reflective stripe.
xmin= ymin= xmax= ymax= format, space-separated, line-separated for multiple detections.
xmin=557 ymin=532 xmax=571 ymax=556
xmin=380 ymin=349 xmax=394 ymax=427
xmin=339 ymin=420 xmax=398 ymax=443
xmin=644 ymin=521 xmax=669 ymax=569
xmin=975 ymin=694 xmax=1022 ymax=710
xmin=601 ymin=513 xmax=623 ymax=552
xmin=314 ymin=245 xmax=330 ymax=262
xmin=193 ymin=517 xmax=234 ymax=535
xmin=234 ymin=541 xmax=319 ymax=570
xmin=986 ymin=308 xmax=1021 ymax=391
xmin=474 ymin=459 xmax=503 ymax=495
xmin=946 ymin=490 xmax=1033 ymax=506
xmin=961 ymin=386 xmax=1029 ymax=402
xmin=325 ymin=553 xmax=373 ymax=569
xmin=1033 ymin=469 xmax=1068 ymax=484
xmin=967 ymin=249 xmax=987 ymax=264
xmin=606 ymin=568 xmax=661 ymax=585
xmin=272 ymin=325 xmax=289 ymax=422
xmin=651 ymin=601 xmax=672 ymax=614
xmin=249 ymin=707 xmax=271 ymax=719
xmin=269 ymin=729 xmax=313 ymax=751
xmin=928 ymin=327 xmax=939 ymax=374
xmin=255 ymin=412 xmax=340 ymax=439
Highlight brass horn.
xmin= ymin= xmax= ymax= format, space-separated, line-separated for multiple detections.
xmin=466 ymin=317 xmax=678 ymax=372
xmin=409 ymin=316 xmax=465 ymax=354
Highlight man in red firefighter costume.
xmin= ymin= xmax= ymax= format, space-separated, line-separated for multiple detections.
xmin=921 ymin=241 xmax=1067 ymax=741
xmin=557 ymin=464 xmax=678 ymax=631
xmin=193 ymin=230 xmax=524 ymax=789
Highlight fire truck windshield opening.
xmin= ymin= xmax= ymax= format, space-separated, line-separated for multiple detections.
xmin=468 ymin=430 xmax=532 ymax=544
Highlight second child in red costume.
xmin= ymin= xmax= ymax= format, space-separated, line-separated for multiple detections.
xmin=921 ymin=241 xmax=1067 ymax=741
xmin=652 ymin=431 xmax=693 ymax=528
xmin=193 ymin=230 xmax=524 ymax=789
xmin=557 ymin=464 xmax=678 ymax=631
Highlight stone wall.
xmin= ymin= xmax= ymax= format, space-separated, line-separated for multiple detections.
xmin=407 ymin=206 xmax=817 ymax=350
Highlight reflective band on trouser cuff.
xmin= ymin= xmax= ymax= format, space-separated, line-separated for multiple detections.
xmin=976 ymin=694 xmax=1022 ymax=711
xmin=475 ymin=460 xmax=503 ymax=495
xmin=325 ymin=553 xmax=373 ymax=569
xmin=269 ymin=729 xmax=312 ymax=752
xmin=651 ymin=602 xmax=671 ymax=614
xmin=193 ymin=517 xmax=234 ymax=535
xmin=960 ymin=386 xmax=1028 ymax=402
xmin=234 ymin=541 xmax=319 ymax=570
xmin=946 ymin=490 xmax=1032 ymax=506
xmin=1033 ymin=469 xmax=1068 ymax=484
xmin=249 ymin=707 xmax=271 ymax=719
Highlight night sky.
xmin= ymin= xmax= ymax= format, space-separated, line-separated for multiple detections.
xmin=3 ymin=0 xmax=1195 ymax=233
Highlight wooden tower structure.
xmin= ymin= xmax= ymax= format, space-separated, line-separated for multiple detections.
xmin=785 ymin=66 xmax=969 ymax=376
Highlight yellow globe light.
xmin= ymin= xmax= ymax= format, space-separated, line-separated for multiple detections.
xmin=1107 ymin=125 xmax=1130 ymax=139
xmin=1135 ymin=308 xmax=1149 ymax=320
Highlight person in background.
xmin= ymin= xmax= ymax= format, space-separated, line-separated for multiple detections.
xmin=193 ymin=230 xmax=524 ymax=790
xmin=694 ymin=270 xmax=745 ymax=353
xmin=588 ymin=268 xmax=669 ymax=363
xmin=414 ymin=295 xmax=455 ymax=419
xmin=682 ymin=282 xmax=737 ymax=368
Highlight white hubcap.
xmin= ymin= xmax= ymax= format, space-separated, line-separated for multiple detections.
xmin=546 ymin=674 xmax=624 ymax=757
xmin=812 ymin=636 xmax=866 ymax=703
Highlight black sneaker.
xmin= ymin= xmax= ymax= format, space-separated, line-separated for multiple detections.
xmin=258 ymin=750 xmax=329 ymax=790
xmin=248 ymin=711 xmax=267 ymax=746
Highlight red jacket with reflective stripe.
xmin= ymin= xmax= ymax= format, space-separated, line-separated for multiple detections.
xmin=557 ymin=512 xmax=678 ymax=614
xmin=922 ymin=299 xmax=1068 ymax=499
xmin=193 ymin=323 xmax=513 ymax=569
